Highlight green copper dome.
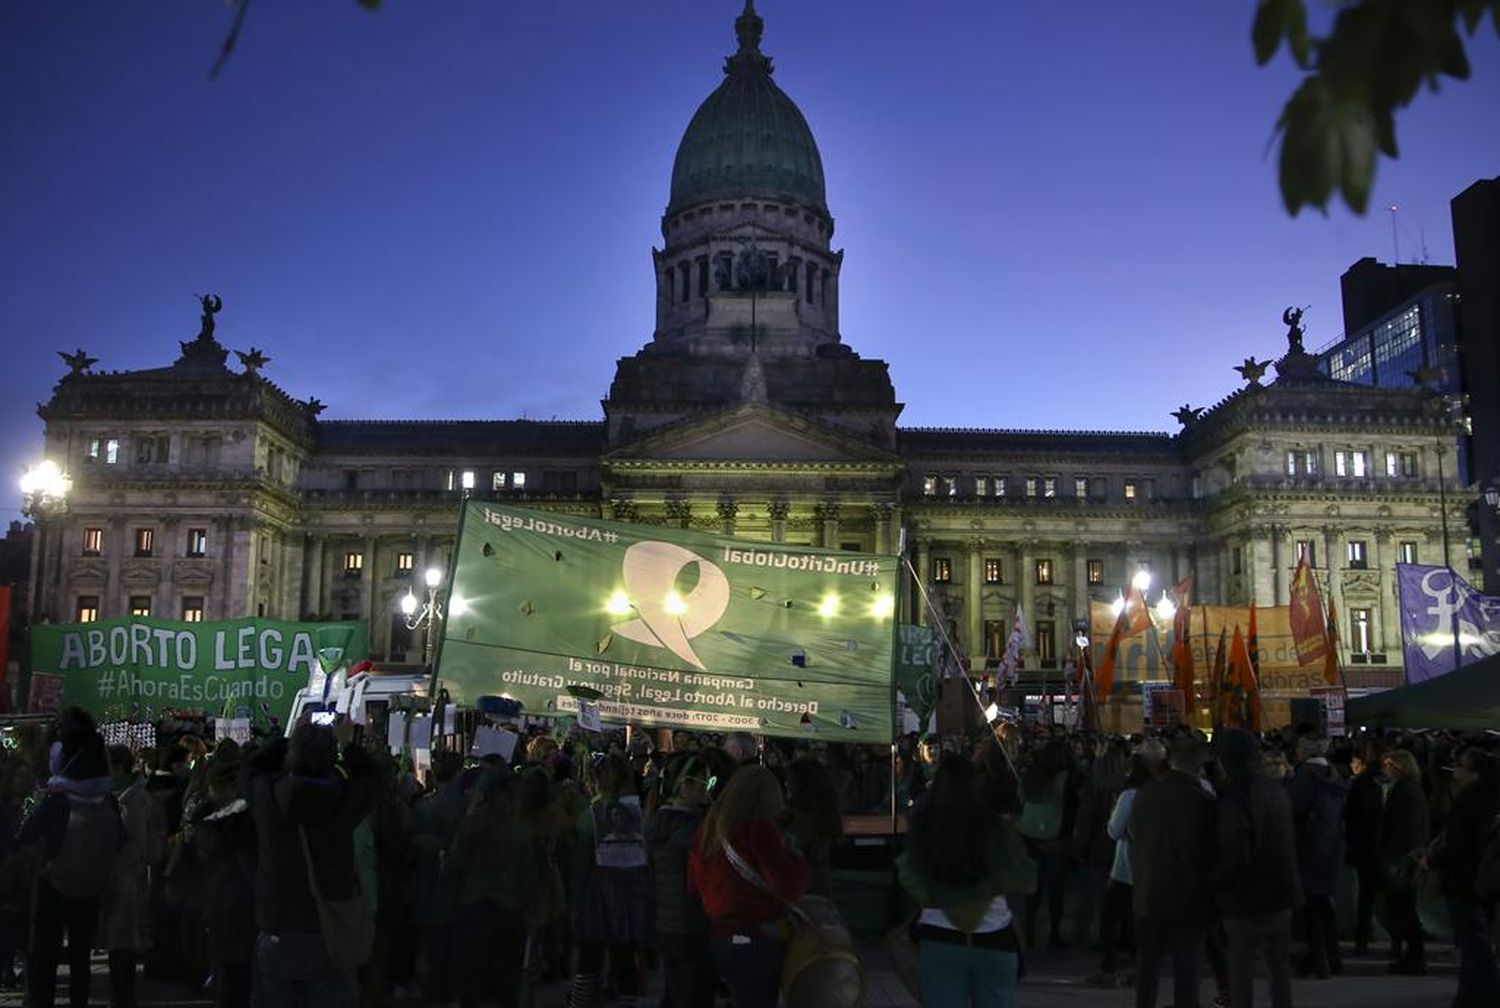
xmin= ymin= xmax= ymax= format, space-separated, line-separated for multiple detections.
xmin=667 ymin=2 xmax=827 ymax=216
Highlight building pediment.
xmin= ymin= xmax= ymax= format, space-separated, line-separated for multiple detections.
xmin=603 ymin=403 xmax=899 ymax=468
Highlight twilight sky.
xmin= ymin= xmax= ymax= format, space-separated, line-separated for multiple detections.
xmin=3 ymin=1 xmax=1497 ymax=520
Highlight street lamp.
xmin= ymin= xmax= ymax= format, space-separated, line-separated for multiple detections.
xmin=400 ymin=566 xmax=445 ymax=668
xmin=19 ymin=460 xmax=72 ymax=625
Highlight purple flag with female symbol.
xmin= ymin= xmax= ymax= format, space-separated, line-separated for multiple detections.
xmin=1396 ymin=563 xmax=1500 ymax=683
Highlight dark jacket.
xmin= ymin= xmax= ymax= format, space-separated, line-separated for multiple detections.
xmin=1432 ymin=782 xmax=1498 ymax=898
xmin=1378 ymin=776 xmax=1430 ymax=864
xmin=245 ymin=737 xmax=378 ymax=935
xmin=646 ymin=805 xmax=709 ymax=936
xmin=1286 ymin=760 xmax=1348 ymax=896
xmin=1215 ymin=777 xmax=1303 ymax=917
xmin=1129 ymin=769 xmax=1216 ymax=923
xmin=1343 ymin=768 xmax=1384 ymax=868
xmin=191 ymin=800 xmax=258 ymax=962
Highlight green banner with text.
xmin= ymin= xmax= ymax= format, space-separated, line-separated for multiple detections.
xmin=436 ymin=502 xmax=900 ymax=743
xmin=29 ymin=618 xmax=368 ymax=726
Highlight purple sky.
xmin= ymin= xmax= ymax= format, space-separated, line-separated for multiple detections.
xmin=3 ymin=2 xmax=1498 ymax=521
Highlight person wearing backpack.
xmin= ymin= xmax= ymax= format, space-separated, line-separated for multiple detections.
xmin=16 ymin=707 xmax=123 ymax=1008
xmin=1016 ymin=738 xmax=1076 ymax=949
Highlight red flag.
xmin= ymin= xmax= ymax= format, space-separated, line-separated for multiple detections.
xmin=1208 ymin=625 xmax=1228 ymax=718
xmin=1170 ymin=576 xmax=1194 ymax=702
xmin=1095 ymin=585 xmax=1152 ymax=699
xmin=1288 ymin=555 xmax=1329 ymax=667
xmin=1323 ymin=580 xmax=1342 ymax=685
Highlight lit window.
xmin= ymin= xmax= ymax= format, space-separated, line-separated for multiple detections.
xmin=82 ymin=527 xmax=104 ymax=556
xmin=1123 ymin=480 xmax=1137 ymax=501
xmin=1074 ymin=477 xmax=1088 ymax=499
xmin=932 ymin=558 xmax=952 ymax=583
xmin=1335 ymin=451 xmax=1347 ymax=477
xmin=461 ymin=469 xmax=475 ymax=491
xmin=1399 ymin=541 xmax=1418 ymax=564
xmin=984 ymin=558 xmax=1002 ymax=584
xmin=129 ymin=596 xmax=152 ymax=617
xmin=1024 ymin=477 xmax=1038 ymax=498
xmin=1350 ymin=607 xmax=1372 ymax=652
xmin=922 ymin=475 xmax=937 ymax=496
xmin=492 ymin=471 xmax=506 ymax=491
xmin=86 ymin=438 xmax=102 ymax=462
xmin=1042 ymin=478 xmax=1057 ymax=498
xmin=134 ymin=528 xmax=154 ymax=557
xmin=1034 ymin=621 xmax=1056 ymax=668
xmin=993 ymin=476 xmax=1007 ymax=497
xmin=1087 ymin=559 xmax=1104 ymax=585
xmin=76 ymin=596 xmax=100 ymax=622
xmin=396 ymin=552 xmax=415 ymax=572
xmin=1347 ymin=540 xmax=1367 ymax=569
xmin=511 ymin=471 xmax=526 ymax=489
xmin=105 ymin=438 xmax=119 ymax=465
xmin=187 ymin=528 xmax=208 ymax=557
xmin=1035 ymin=559 xmax=1054 ymax=585
xmin=1286 ymin=451 xmax=1298 ymax=477
xmin=1303 ymin=452 xmax=1318 ymax=476
xmin=974 ymin=476 xmax=988 ymax=497
xmin=182 ymin=596 xmax=205 ymax=623
xmin=1351 ymin=451 xmax=1368 ymax=478
xmin=343 ymin=551 xmax=364 ymax=572
xmin=942 ymin=476 xmax=958 ymax=497
xmin=1296 ymin=540 xmax=1317 ymax=567
xmin=1386 ymin=451 xmax=1417 ymax=477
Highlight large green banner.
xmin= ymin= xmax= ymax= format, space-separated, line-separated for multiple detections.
xmin=437 ymin=502 xmax=899 ymax=743
xmin=29 ymin=618 xmax=368 ymax=725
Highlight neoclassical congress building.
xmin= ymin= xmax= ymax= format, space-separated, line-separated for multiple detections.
xmin=26 ymin=3 xmax=1460 ymax=720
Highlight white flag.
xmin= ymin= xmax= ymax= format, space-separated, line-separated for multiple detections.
xmin=998 ymin=603 xmax=1032 ymax=687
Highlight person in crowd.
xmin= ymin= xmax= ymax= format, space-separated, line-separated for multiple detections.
xmin=0 ymin=753 xmax=36 ymax=989
xmin=570 ymin=751 xmax=651 ymax=1007
xmin=517 ymin=763 xmax=574 ymax=987
xmin=1343 ymin=738 xmax=1386 ymax=956
xmin=1285 ymin=735 xmax=1347 ymax=979
xmin=1379 ymin=748 xmax=1431 ymax=975
xmin=17 ymin=707 xmax=122 ymax=1008
xmin=101 ymin=745 xmax=153 ymax=1008
xmin=782 ymin=756 xmax=844 ymax=899
xmin=246 ymin=721 xmax=379 ymax=1008
xmin=688 ymin=765 xmax=808 ymax=1008
xmin=448 ymin=766 xmax=536 ymax=1008
xmin=357 ymin=754 xmax=410 ymax=1008
xmin=1090 ymin=752 xmax=1151 ymax=987
xmin=1016 ymin=737 xmax=1076 ymax=949
xmin=1214 ymin=728 xmax=1301 ymax=1008
xmin=898 ymin=751 xmax=1034 ymax=1008
xmin=190 ymin=741 xmax=256 ymax=1008
xmin=409 ymin=749 xmax=467 ymax=1004
xmin=647 ymin=752 xmax=714 ymax=1008
xmin=1130 ymin=734 xmax=1215 ymax=1008
xmin=1429 ymin=746 xmax=1500 ymax=1004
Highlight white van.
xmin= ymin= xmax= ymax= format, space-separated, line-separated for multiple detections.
xmin=285 ymin=670 xmax=430 ymax=744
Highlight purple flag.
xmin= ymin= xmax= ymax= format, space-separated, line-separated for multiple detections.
xmin=1396 ymin=563 xmax=1500 ymax=683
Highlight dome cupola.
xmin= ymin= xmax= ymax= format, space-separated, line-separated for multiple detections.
xmin=667 ymin=1 xmax=827 ymax=217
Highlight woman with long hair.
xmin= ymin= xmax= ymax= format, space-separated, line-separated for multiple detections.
xmin=897 ymin=752 xmax=1035 ymax=1008
xmin=1016 ymin=737 xmax=1076 ymax=948
xmin=1430 ymin=746 xmax=1500 ymax=1003
xmin=448 ymin=768 xmax=535 ymax=1008
xmin=1379 ymin=748 xmax=1431 ymax=974
xmin=688 ymin=765 xmax=808 ymax=1008
xmin=1088 ymin=752 xmax=1152 ymax=987
xmin=782 ymin=757 xmax=844 ymax=899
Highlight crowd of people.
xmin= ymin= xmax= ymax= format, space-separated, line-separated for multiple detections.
xmin=0 ymin=706 xmax=1494 ymax=1008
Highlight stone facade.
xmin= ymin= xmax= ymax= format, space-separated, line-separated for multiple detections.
xmin=21 ymin=4 xmax=1461 ymax=708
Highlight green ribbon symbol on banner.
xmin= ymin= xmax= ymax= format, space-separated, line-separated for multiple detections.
xmin=611 ymin=541 xmax=731 ymax=670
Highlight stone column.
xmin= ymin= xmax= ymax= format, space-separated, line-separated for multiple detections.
xmin=966 ymin=540 xmax=984 ymax=666
xmin=768 ymin=500 xmax=789 ymax=544
xmin=914 ymin=537 xmax=930 ymax=626
xmin=107 ymin=516 xmax=125 ymax=615
xmin=219 ymin=517 xmax=236 ymax=620
xmin=1269 ymin=525 xmax=1285 ymax=606
xmin=872 ymin=503 xmax=893 ymax=555
xmin=361 ymin=535 xmax=377 ymax=644
xmin=1073 ymin=545 xmax=1090 ymax=630
xmin=817 ymin=500 xmax=841 ymax=549
xmin=1019 ymin=541 xmax=1036 ymax=651
xmin=717 ymin=497 xmax=738 ymax=537
xmin=1374 ymin=527 xmax=1397 ymax=654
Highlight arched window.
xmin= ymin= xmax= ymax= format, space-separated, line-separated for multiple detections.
xmin=678 ymin=262 xmax=691 ymax=304
xmin=805 ymin=261 xmax=816 ymax=303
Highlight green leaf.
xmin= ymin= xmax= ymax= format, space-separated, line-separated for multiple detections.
xmin=357 ymin=0 xmax=381 ymax=9
xmin=1253 ymin=0 xmax=1310 ymax=65
xmin=1275 ymin=75 xmax=1379 ymax=216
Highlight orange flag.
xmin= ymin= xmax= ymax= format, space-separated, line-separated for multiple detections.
xmin=1170 ymin=576 xmax=1195 ymax=702
xmin=1095 ymin=585 xmax=1153 ymax=700
xmin=1220 ymin=624 xmax=1265 ymax=732
xmin=1208 ymin=625 xmax=1228 ymax=723
xmin=1288 ymin=555 xmax=1330 ymax=667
